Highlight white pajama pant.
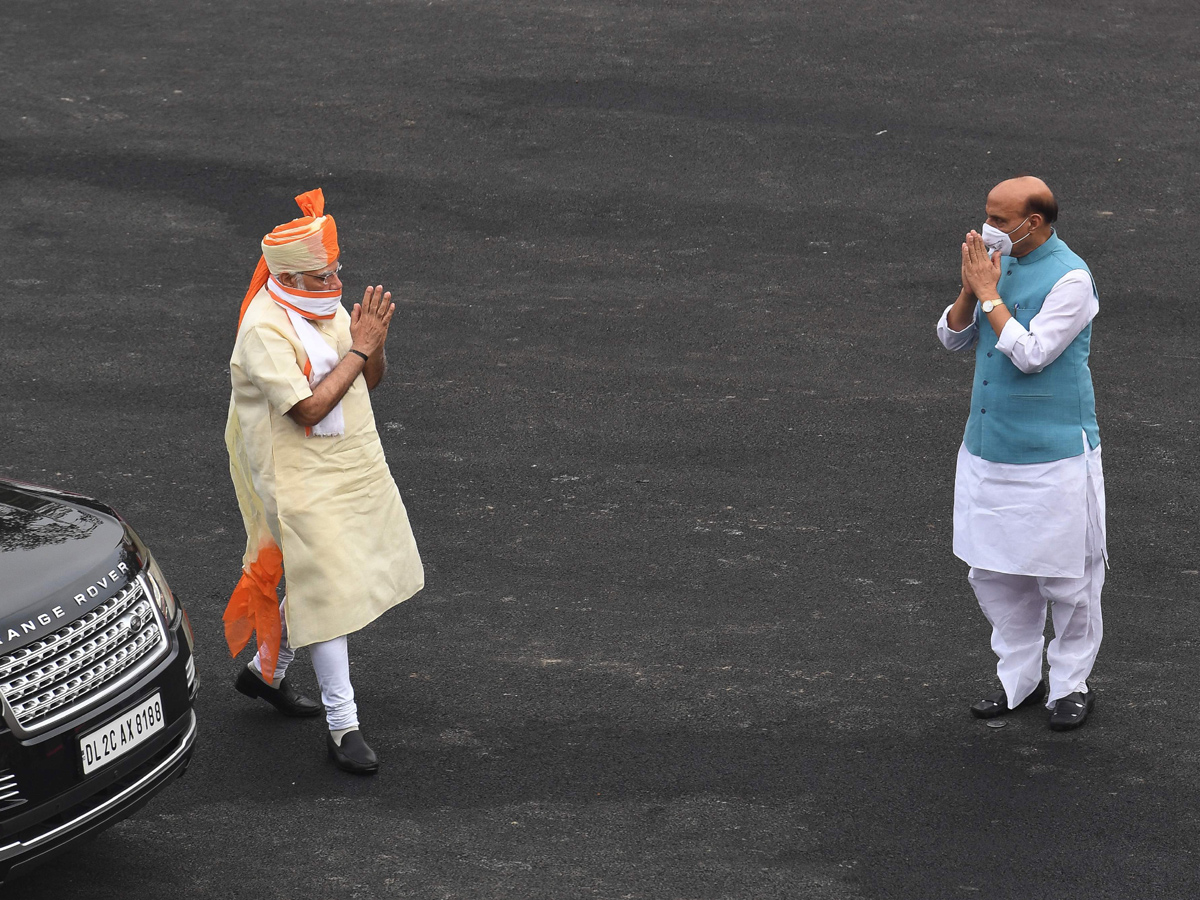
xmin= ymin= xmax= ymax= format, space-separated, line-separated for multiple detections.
xmin=967 ymin=512 xmax=1105 ymax=708
xmin=251 ymin=600 xmax=359 ymax=731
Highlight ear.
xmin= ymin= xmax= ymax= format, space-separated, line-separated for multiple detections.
xmin=1027 ymin=214 xmax=1043 ymax=231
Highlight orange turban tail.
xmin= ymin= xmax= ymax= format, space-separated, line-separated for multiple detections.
xmin=223 ymin=543 xmax=284 ymax=683
xmin=238 ymin=188 xmax=339 ymax=327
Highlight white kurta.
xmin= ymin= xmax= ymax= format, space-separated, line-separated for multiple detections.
xmin=937 ymin=269 xmax=1107 ymax=578
xmin=227 ymin=289 xmax=425 ymax=647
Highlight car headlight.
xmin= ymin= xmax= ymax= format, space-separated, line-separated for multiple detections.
xmin=139 ymin=555 xmax=178 ymax=622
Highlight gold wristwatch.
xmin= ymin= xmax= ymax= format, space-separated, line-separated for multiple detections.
xmin=981 ymin=297 xmax=1005 ymax=313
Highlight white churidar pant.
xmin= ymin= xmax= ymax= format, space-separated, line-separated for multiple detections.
xmin=251 ymin=599 xmax=359 ymax=731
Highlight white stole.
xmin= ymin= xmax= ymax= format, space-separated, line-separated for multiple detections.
xmin=266 ymin=276 xmax=345 ymax=437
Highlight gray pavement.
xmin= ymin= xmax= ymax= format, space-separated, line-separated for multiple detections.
xmin=2 ymin=0 xmax=1199 ymax=897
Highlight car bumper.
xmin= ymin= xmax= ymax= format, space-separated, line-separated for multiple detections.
xmin=0 ymin=607 xmax=198 ymax=884
xmin=0 ymin=708 xmax=195 ymax=882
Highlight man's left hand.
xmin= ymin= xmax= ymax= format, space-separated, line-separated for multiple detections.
xmin=962 ymin=231 xmax=1002 ymax=301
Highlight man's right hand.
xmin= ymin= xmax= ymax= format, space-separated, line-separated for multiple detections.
xmin=288 ymin=285 xmax=393 ymax=429
xmin=350 ymin=285 xmax=395 ymax=357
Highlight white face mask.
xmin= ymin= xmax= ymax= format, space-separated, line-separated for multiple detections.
xmin=980 ymin=215 xmax=1033 ymax=257
xmin=266 ymin=274 xmax=343 ymax=318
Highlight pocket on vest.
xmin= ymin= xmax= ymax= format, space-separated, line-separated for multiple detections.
xmin=1010 ymin=393 xmax=1053 ymax=400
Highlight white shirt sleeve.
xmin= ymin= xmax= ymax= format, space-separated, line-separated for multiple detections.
xmin=937 ymin=303 xmax=978 ymax=351
xmin=994 ymin=269 xmax=1098 ymax=374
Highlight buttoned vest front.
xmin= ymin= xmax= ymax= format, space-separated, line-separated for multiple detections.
xmin=963 ymin=232 xmax=1100 ymax=464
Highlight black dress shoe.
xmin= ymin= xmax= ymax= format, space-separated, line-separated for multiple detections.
xmin=970 ymin=679 xmax=1048 ymax=719
xmin=235 ymin=666 xmax=322 ymax=717
xmin=327 ymin=730 xmax=379 ymax=774
xmin=1049 ymin=690 xmax=1095 ymax=731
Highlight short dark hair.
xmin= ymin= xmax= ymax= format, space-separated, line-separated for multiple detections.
xmin=1010 ymin=172 xmax=1059 ymax=224
xmin=1027 ymin=193 xmax=1058 ymax=224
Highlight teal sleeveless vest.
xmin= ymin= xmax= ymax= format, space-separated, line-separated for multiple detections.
xmin=963 ymin=231 xmax=1100 ymax=464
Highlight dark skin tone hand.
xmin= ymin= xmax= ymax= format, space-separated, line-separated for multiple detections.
xmin=287 ymin=284 xmax=395 ymax=428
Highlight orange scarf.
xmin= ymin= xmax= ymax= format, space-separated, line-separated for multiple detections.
xmin=223 ymin=544 xmax=284 ymax=682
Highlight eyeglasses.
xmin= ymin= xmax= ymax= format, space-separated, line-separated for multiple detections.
xmin=298 ymin=262 xmax=342 ymax=286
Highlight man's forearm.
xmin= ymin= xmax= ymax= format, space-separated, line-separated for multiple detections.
xmin=946 ymin=288 xmax=976 ymax=332
xmin=364 ymin=348 xmax=386 ymax=391
xmin=287 ymin=354 xmax=367 ymax=427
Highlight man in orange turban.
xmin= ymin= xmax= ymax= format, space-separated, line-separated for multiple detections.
xmin=224 ymin=189 xmax=424 ymax=774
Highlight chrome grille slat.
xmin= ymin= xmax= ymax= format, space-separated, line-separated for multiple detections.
xmin=0 ymin=771 xmax=23 ymax=809
xmin=0 ymin=580 xmax=169 ymax=732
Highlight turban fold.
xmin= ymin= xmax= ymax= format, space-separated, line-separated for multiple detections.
xmin=238 ymin=188 xmax=339 ymax=327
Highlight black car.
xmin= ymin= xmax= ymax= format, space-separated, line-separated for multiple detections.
xmin=0 ymin=478 xmax=197 ymax=883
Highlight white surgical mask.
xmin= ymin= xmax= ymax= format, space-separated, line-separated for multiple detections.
xmin=980 ymin=215 xmax=1032 ymax=257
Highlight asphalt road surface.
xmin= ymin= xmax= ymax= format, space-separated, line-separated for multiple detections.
xmin=2 ymin=1 xmax=1199 ymax=897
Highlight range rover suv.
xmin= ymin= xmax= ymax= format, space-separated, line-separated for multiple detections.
xmin=0 ymin=477 xmax=197 ymax=883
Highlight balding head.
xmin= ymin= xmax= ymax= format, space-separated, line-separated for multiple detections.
xmin=992 ymin=176 xmax=1058 ymax=224
xmin=984 ymin=176 xmax=1057 ymax=257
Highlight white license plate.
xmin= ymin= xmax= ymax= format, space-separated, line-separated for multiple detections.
xmin=79 ymin=693 xmax=165 ymax=774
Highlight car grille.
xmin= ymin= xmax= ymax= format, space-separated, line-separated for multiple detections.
xmin=0 ymin=579 xmax=168 ymax=733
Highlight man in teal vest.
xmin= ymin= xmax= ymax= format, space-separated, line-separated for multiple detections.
xmin=937 ymin=176 xmax=1107 ymax=731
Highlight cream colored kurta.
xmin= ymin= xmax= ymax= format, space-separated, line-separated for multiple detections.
xmin=226 ymin=289 xmax=423 ymax=647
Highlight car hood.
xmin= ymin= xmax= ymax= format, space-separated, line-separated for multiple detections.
xmin=0 ymin=480 xmax=137 ymax=642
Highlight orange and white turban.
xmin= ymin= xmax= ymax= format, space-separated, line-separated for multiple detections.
xmin=237 ymin=188 xmax=340 ymax=327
